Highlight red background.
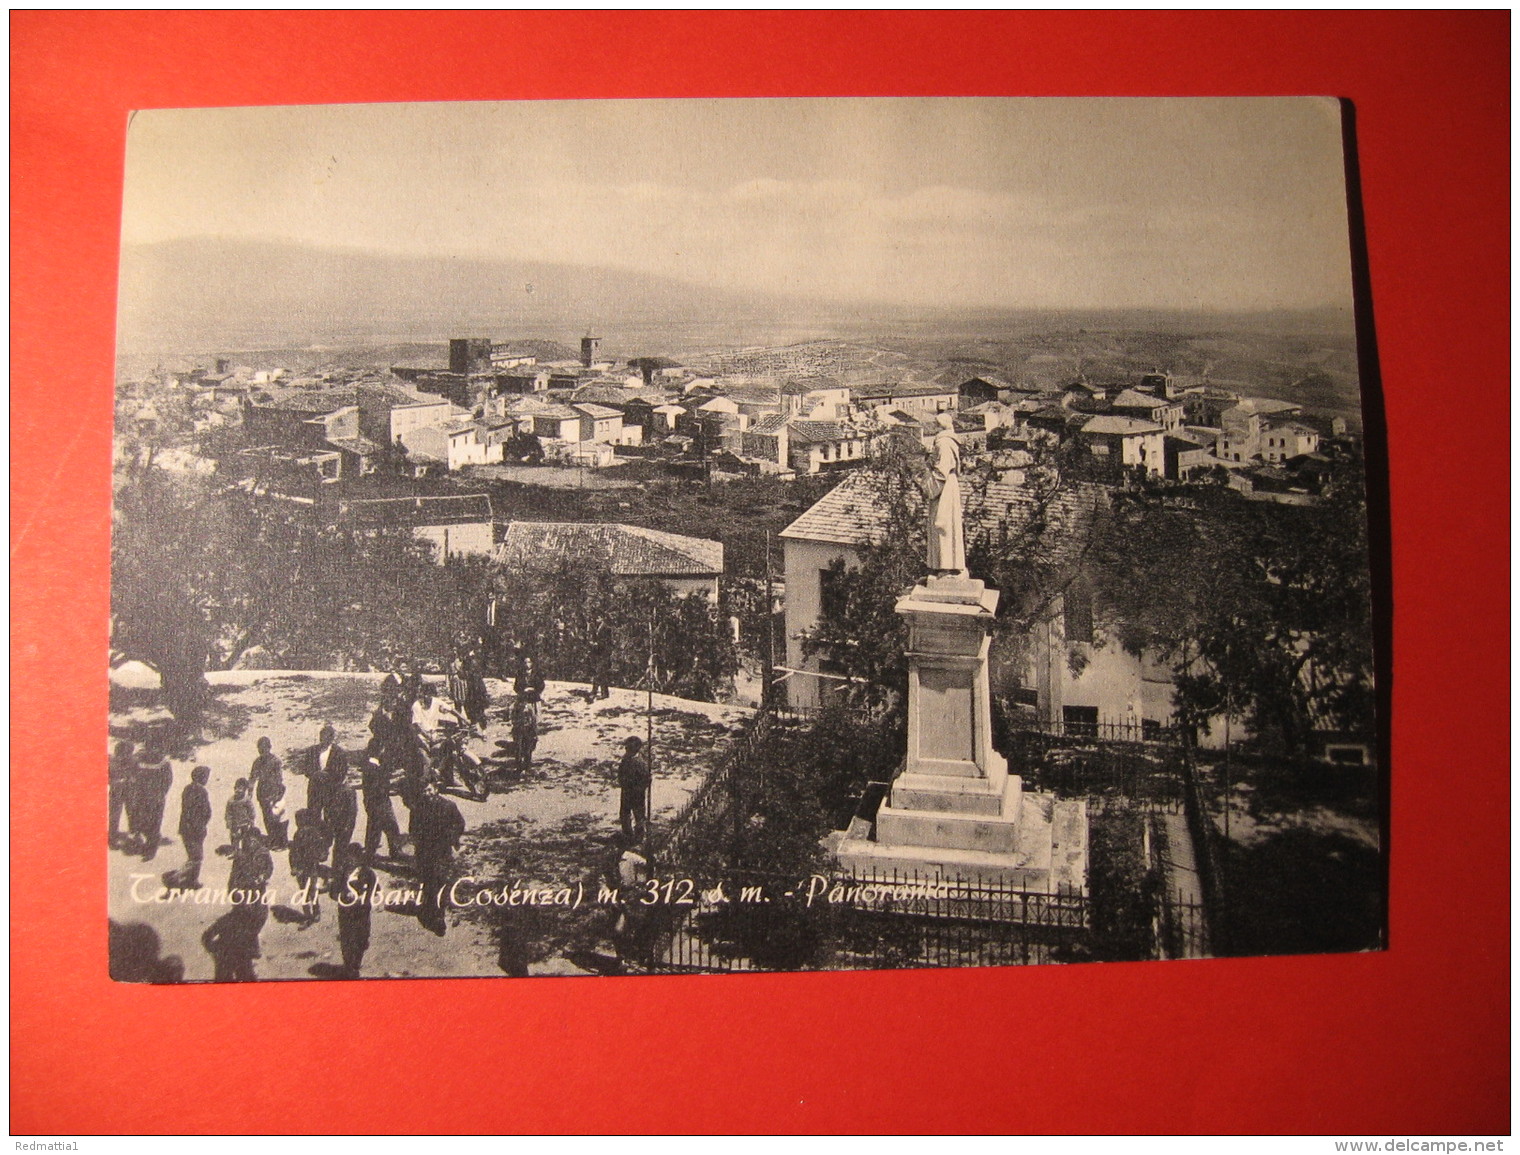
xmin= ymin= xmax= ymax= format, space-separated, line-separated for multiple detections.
xmin=10 ymin=12 xmax=1509 ymax=1135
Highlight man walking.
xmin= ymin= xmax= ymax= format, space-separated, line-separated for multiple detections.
xmin=360 ymin=750 xmax=403 ymax=861
xmin=250 ymin=736 xmax=288 ymax=850
xmin=304 ymin=724 xmax=347 ymax=819
xmin=134 ymin=755 xmax=174 ymax=862
xmin=512 ymin=656 xmax=545 ymax=774
xmin=335 ymin=842 xmax=376 ymax=979
xmin=109 ymin=739 xmax=138 ymax=849
xmin=410 ymin=779 xmax=465 ymax=937
xmin=175 ymin=765 xmax=212 ymax=888
xmin=588 ymin=622 xmax=614 ymax=702
xmin=325 ymin=772 xmax=359 ymax=892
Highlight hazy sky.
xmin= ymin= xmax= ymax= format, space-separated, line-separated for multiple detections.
xmin=122 ymin=97 xmax=1355 ymax=311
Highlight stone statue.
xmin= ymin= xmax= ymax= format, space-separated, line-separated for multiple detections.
xmin=925 ymin=411 xmax=967 ymax=576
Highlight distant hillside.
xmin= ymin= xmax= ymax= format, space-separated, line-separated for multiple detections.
xmin=115 ymin=237 xmax=1366 ymax=425
xmin=115 ymin=237 xmax=808 ymax=357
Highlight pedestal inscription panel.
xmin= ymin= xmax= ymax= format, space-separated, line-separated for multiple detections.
xmin=917 ymin=666 xmax=975 ymax=763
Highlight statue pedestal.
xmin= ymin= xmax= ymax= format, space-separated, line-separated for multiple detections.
xmin=833 ymin=575 xmax=1088 ymax=893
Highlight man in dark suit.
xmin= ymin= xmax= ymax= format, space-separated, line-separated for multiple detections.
xmin=360 ymin=749 xmax=403 ymax=861
xmin=616 ymin=736 xmax=650 ymax=843
xmin=335 ymin=842 xmax=376 ymax=979
xmin=304 ymin=723 xmax=348 ymax=824
xmin=109 ymin=739 xmax=138 ymax=850
xmin=176 ymin=765 xmax=212 ymax=888
xmin=134 ymin=757 xmax=175 ymax=862
xmin=410 ymin=779 xmax=465 ymax=937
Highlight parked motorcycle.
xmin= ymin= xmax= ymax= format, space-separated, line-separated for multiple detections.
xmin=432 ymin=718 xmax=489 ymax=802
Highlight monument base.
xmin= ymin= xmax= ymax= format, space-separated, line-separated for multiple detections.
xmin=832 ymin=783 xmax=1089 ymax=893
xmin=833 ymin=569 xmax=1089 ymax=895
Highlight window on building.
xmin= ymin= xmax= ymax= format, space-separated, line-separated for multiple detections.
xmin=1010 ymin=686 xmax=1039 ymax=708
xmin=1063 ymin=705 xmax=1099 ymax=738
xmin=1325 ymin=744 xmax=1369 ymax=766
xmin=819 ymin=566 xmax=848 ymax=622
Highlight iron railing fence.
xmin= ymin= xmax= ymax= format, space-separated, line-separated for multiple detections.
xmin=635 ymin=867 xmax=1091 ymax=974
xmin=1156 ymin=888 xmax=1210 ymax=961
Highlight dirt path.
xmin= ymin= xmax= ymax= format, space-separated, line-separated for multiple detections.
xmin=1157 ymin=811 xmax=1209 ymax=959
xmin=108 ymin=673 xmax=751 ymax=982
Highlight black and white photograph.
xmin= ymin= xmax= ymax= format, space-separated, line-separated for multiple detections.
xmin=109 ymin=96 xmax=1384 ymax=983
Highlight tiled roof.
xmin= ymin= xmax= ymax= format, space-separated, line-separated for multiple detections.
xmin=495 ymin=522 xmax=723 ymax=577
xmin=955 ymin=373 xmax=1016 ymax=391
xmin=1236 ymin=397 xmax=1300 ymax=415
xmin=780 ymin=468 xmax=1107 ymax=575
xmin=532 ymin=405 xmax=582 ymax=420
xmin=780 ymin=375 xmax=842 ymax=395
xmin=721 ymin=383 xmax=783 ymax=405
xmin=748 ymin=414 xmax=790 ymax=436
xmin=356 ymin=382 xmax=447 ymax=408
xmin=1110 ymin=389 xmax=1170 ymax=410
xmin=788 ymin=420 xmax=860 ymax=444
xmin=573 ymin=403 xmax=624 ymax=419
xmin=502 ymin=396 xmax=554 ymax=415
xmin=327 ymin=436 xmax=382 ymax=456
xmin=249 ymin=388 xmax=358 ymax=414
xmin=873 ymin=407 xmax=938 ymax=430
xmin=851 ymin=381 xmax=958 ymax=400
xmin=570 ymin=384 xmax=641 ymax=407
xmin=1166 ymin=430 xmax=1213 ymax=449
xmin=779 ymin=471 xmax=904 ymax=546
xmin=338 ymin=493 xmax=493 ymax=527
xmin=1264 ymin=417 xmax=1319 ymax=435
xmin=1027 ymin=405 xmax=1086 ymax=427
xmin=1080 ymin=415 xmax=1164 ymax=436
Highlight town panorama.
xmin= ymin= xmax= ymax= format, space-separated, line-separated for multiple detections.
xmin=108 ymin=99 xmax=1383 ymax=982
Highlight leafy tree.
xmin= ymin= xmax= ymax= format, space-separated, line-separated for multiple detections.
xmin=1090 ymin=452 xmax=1376 ymax=755
xmin=112 ymin=467 xmax=453 ymax=720
xmin=484 ymin=565 xmax=738 ymax=702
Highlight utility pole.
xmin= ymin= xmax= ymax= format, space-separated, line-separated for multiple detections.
xmin=646 ymin=609 xmax=655 ymax=839
xmin=763 ymin=530 xmax=774 ymax=710
xmin=1223 ymin=695 xmax=1232 ymax=843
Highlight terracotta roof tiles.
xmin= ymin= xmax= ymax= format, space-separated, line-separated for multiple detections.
xmin=495 ymin=522 xmax=723 ymax=578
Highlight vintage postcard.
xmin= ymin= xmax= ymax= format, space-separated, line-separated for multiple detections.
xmin=108 ymin=96 xmax=1383 ymax=982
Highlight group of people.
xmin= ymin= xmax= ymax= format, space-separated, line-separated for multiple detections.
xmin=108 ymin=740 xmax=176 ymax=862
xmin=112 ymin=649 xmax=666 ymax=980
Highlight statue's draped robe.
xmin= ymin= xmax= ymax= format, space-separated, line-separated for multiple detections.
xmin=926 ymin=429 xmax=966 ymax=574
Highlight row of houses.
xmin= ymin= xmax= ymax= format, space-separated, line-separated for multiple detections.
xmin=966 ymin=370 xmax=1351 ymax=490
